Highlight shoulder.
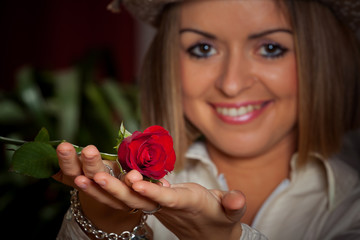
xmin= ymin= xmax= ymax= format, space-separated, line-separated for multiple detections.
xmin=326 ymin=156 xmax=359 ymax=205
xmin=318 ymin=156 xmax=360 ymax=239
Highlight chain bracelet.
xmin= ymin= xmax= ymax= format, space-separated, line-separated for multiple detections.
xmin=70 ymin=189 xmax=149 ymax=240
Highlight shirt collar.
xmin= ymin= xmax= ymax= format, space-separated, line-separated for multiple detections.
xmin=185 ymin=141 xmax=219 ymax=177
xmin=310 ymin=153 xmax=359 ymax=209
xmin=289 ymin=153 xmax=336 ymax=209
xmin=292 ymin=152 xmax=360 ymax=210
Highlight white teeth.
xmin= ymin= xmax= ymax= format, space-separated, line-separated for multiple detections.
xmin=222 ymin=108 xmax=229 ymax=115
xmin=216 ymin=104 xmax=261 ymax=117
xmin=238 ymin=106 xmax=247 ymax=115
xmin=229 ymin=108 xmax=237 ymax=116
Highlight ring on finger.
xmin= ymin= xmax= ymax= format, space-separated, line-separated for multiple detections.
xmin=142 ymin=204 xmax=162 ymax=215
xmin=104 ymin=164 xmax=115 ymax=177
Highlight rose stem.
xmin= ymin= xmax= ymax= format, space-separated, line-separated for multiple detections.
xmin=0 ymin=137 xmax=118 ymax=161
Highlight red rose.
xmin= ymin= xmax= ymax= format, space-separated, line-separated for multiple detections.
xmin=117 ymin=125 xmax=176 ymax=179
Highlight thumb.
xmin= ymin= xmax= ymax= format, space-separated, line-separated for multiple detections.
xmin=221 ymin=190 xmax=247 ymax=222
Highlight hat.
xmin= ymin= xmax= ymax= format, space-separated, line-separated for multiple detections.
xmin=107 ymin=0 xmax=360 ymax=39
xmin=107 ymin=0 xmax=181 ymax=26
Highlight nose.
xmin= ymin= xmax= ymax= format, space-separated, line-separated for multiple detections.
xmin=216 ymin=52 xmax=257 ymax=97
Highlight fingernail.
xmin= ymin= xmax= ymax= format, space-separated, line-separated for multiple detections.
xmin=96 ymin=180 xmax=106 ymax=187
xmin=58 ymin=150 xmax=70 ymax=157
xmin=133 ymin=186 xmax=144 ymax=193
xmin=77 ymin=183 xmax=87 ymax=190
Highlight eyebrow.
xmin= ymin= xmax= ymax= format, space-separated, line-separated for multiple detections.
xmin=249 ymin=28 xmax=293 ymax=39
xmin=179 ymin=28 xmax=292 ymax=40
xmin=179 ymin=28 xmax=216 ymax=39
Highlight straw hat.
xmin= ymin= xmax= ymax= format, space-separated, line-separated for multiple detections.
xmin=107 ymin=0 xmax=360 ymax=39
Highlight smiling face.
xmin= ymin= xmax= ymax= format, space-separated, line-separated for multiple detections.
xmin=179 ymin=0 xmax=298 ymax=159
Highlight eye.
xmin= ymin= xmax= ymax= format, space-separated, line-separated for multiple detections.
xmin=187 ymin=43 xmax=217 ymax=58
xmin=258 ymin=43 xmax=288 ymax=58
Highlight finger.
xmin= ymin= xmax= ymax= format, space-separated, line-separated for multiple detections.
xmin=132 ymin=181 xmax=203 ymax=210
xmin=52 ymin=171 xmax=76 ymax=187
xmin=122 ymin=170 xmax=171 ymax=188
xmin=221 ymin=190 xmax=246 ymax=222
xmin=80 ymin=145 xmax=107 ymax=178
xmin=123 ymin=170 xmax=144 ymax=187
xmin=159 ymin=178 xmax=171 ymax=187
xmin=74 ymin=174 xmax=129 ymax=210
xmin=93 ymin=172 xmax=157 ymax=210
xmin=56 ymin=142 xmax=82 ymax=176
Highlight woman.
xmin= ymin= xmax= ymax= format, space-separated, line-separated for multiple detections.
xmin=55 ymin=0 xmax=360 ymax=239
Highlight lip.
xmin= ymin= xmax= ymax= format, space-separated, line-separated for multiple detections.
xmin=211 ymin=100 xmax=272 ymax=124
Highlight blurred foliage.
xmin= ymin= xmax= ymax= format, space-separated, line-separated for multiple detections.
xmin=0 ymin=52 xmax=140 ymax=238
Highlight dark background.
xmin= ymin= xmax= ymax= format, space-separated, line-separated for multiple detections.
xmin=0 ymin=0 xmax=140 ymax=238
xmin=0 ymin=0 xmax=136 ymax=91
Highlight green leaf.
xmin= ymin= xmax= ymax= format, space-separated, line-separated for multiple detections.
xmin=121 ymin=122 xmax=132 ymax=138
xmin=115 ymin=122 xmax=132 ymax=150
xmin=34 ymin=128 xmax=50 ymax=142
xmin=11 ymin=142 xmax=59 ymax=178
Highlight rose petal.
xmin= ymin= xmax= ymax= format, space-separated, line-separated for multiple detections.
xmin=117 ymin=125 xmax=176 ymax=179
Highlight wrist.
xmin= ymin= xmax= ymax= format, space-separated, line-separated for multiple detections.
xmin=70 ymin=189 xmax=151 ymax=240
xmin=78 ymin=190 xmax=141 ymax=233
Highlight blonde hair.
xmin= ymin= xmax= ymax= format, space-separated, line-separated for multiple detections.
xmin=139 ymin=3 xmax=189 ymax=169
xmin=284 ymin=0 xmax=360 ymax=165
xmin=140 ymin=1 xmax=360 ymax=169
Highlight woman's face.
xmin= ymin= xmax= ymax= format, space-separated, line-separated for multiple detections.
xmin=179 ymin=0 xmax=297 ymax=158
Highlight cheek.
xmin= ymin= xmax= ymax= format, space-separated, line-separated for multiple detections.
xmin=180 ymin=54 xmax=218 ymax=99
xmin=284 ymin=57 xmax=298 ymax=92
xmin=284 ymin=62 xmax=298 ymax=99
xmin=261 ymin=58 xmax=298 ymax=98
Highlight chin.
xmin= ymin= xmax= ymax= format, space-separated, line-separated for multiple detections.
xmin=208 ymin=140 xmax=262 ymax=159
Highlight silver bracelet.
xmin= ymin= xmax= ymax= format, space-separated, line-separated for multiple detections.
xmin=70 ymin=189 xmax=149 ymax=240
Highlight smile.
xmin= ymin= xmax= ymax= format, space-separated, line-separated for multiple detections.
xmin=216 ymin=104 xmax=261 ymax=117
xmin=212 ymin=101 xmax=270 ymax=124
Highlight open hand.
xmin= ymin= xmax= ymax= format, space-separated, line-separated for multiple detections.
xmin=130 ymin=180 xmax=245 ymax=239
xmin=52 ymin=142 xmax=163 ymax=234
